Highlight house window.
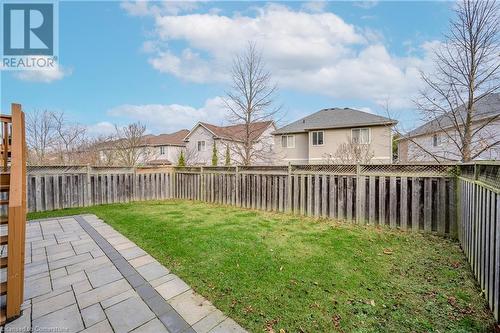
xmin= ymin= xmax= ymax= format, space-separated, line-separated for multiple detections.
xmin=311 ymin=131 xmax=324 ymax=146
xmin=159 ymin=146 xmax=167 ymax=154
xmin=197 ymin=141 xmax=206 ymax=151
xmin=281 ymin=135 xmax=295 ymax=148
xmin=352 ymin=128 xmax=370 ymax=144
xmin=432 ymin=134 xmax=440 ymax=147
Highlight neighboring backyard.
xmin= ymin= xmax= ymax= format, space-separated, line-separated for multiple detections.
xmin=29 ymin=200 xmax=495 ymax=333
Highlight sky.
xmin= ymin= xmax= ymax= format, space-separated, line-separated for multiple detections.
xmin=0 ymin=0 xmax=454 ymax=136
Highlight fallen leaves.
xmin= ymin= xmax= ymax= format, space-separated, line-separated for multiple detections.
xmin=332 ymin=314 xmax=344 ymax=332
xmin=383 ymin=248 xmax=394 ymax=255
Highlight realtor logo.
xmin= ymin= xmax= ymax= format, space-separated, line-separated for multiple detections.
xmin=3 ymin=3 xmax=54 ymax=55
xmin=2 ymin=2 xmax=58 ymax=70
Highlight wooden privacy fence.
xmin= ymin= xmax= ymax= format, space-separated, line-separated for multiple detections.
xmin=458 ymin=163 xmax=500 ymax=321
xmin=174 ymin=164 xmax=458 ymax=237
xmin=27 ymin=166 xmax=172 ymax=212
xmin=24 ymin=162 xmax=500 ymax=322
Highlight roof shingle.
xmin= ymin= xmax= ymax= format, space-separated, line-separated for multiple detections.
xmin=404 ymin=93 xmax=500 ymax=138
xmin=196 ymin=121 xmax=274 ymax=142
xmin=273 ymin=108 xmax=396 ymax=134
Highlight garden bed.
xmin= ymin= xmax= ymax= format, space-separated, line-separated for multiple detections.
xmin=29 ymin=200 xmax=495 ymax=332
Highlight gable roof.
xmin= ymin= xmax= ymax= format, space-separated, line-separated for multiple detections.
xmin=144 ymin=129 xmax=189 ymax=146
xmin=97 ymin=129 xmax=189 ymax=150
xmin=186 ymin=121 xmax=275 ymax=142
xmin=404 ymin=92 xmax=500 ymax=139
xmin=273 ymin=108 xmax=396 ymax=135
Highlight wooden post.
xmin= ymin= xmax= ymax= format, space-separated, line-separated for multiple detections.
xmin=200 ymin=167 xmax=205 ymax=201
xmin=171 ymin=168 xmax=176 ymax=199
xmin=286 ymin=163 xmax=292 ymax=212
xmin=86 ymin=165 xmax=92 ymax=206
xmin=356 ymin=164 xmax=361 ymax=224
xmin=235 ymin=166 xmax=240 ymax=207
xmin=6 ymin=103 xmax=27 ymax=319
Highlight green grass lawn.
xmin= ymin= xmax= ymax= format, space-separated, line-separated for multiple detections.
xmin=29 ymin=200 xmax=495 ymax=333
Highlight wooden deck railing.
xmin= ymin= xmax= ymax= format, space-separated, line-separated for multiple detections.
xmin=0 ymin=104 xmax=27 ymax=324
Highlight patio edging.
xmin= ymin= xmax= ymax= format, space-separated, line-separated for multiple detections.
xmin=73 ymin=215 xmax=194 ymax=333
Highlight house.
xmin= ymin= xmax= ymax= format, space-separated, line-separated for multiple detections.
xmin=272 ymin=108 xmax=397 ymax=164
xmin=183 ymin=121 xmax=276 ymax=165
xmin=98 ymin=129 xmax=189 ymax=166
xmin=142 ymin=130 xmax=190 ymax=165
xmin=398 ymin=93 xmax=500 ymax=162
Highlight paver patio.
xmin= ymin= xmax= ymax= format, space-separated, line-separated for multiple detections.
xmin=2 ymin=214 xmax=246 ymax=333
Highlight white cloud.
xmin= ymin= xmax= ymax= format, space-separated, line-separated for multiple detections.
xmin=301 ymin=1 xmax=327 ymax=13
xmin=14 ymin=62 xmax=71 ymax=83
xmin=356 ymin=106 xmax=374 ymax=114
xmin=107 ymin=96 xmax=228 ymax=133
xmin=121 ymin=0 xmax=200 ymax=17
xmin=125 ymin=2 xmax=432 ymax=108
xmin=86 ymin=121 xmax=116 ymax=137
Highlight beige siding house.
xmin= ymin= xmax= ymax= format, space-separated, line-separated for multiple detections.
xmin=184 ymin=121 xmax=276 ymax=165
xmin=273 ymin=108 xmax=397 ymax=164
xmin=398 ymin=93 xmax=500 ymax=162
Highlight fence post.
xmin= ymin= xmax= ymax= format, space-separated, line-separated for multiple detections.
xmin=452 ymin=164 xmax=461 ymax=240
xmin=355 ymin=164 xmax=361 ymax=224
xmin=171 ymin=168 xmax=176 ymax=199
xmin=235 ymin=166 xmax=240 ymax=206
xmin=132 ymin=168 xmax=137 ymax=201
xmin=200 ymin=166 xmax=205 ymax=201
xmin=85 ymin=164 xmax=91 ymax=206
xmin=286 ymin=163 xmax=292 ymax=212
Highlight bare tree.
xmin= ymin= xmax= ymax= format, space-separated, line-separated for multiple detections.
xmin=52 ymin=112 xmax=87 ymax=164
xmin=173 ymin=146 xmax=199 ymax=166
xmin=223 ymin=42 xmax=280 ymax=165
xmin=80 ymin=135 xmax=116 ymax=166
xmin=415 ymin=0 xmax=500 ymax=162
xmin=26 ymin=110 xmax=58 ymax=165
xmin=329 ymin=142 xmax=374 ymax=164
xmin=112 ymin=122 xmax=149 ymax=167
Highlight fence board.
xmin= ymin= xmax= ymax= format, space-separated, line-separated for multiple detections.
xmin=379 ymin=176 xmax=386 ymax=226
xmin=400 ymin=177 xmax=408 ymax=230
xmin=329 ymin=176 xmax=336 ymax=219
xmin=346 ymin=177 xmax=353 ymax=221
xmin=411 ymin=177 xmax=420 ymax=232
xmin=389 ymin=177 xmax=397 ymax=228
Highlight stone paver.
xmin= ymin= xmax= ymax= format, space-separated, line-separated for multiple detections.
xmin=9 ymin=215 xmax=247 ymax=333
xmin=155 ymin=275 xmax=191 ymax=300
xmin=132 ymin=318 xmax=170 ymax=333
xmin=76 ymin=279 xmax=131 ymax=309
xmin=81 ymin=303 xmax=106 ymax=328
xmin=192 ymin=310 xmax=227 ymax=333
xmin=129 ymin=254 xmax=155 ymax=268
xmin=32 ymin=290 xmax=76 ymax=319
xmin=136 ymin=261 xmax=170 ymax=281
xmin=32 ymin=304 xmax=84 ymax=333
xmin=80 ymin=319 xmax=114 ymax=333
xmin=87 ymin=264 xmax=123 ymax=288
xmin=105 ymin=296 xmax=155 ymax=333
xmin=169 ymin=290 xmax=217 ymax=325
